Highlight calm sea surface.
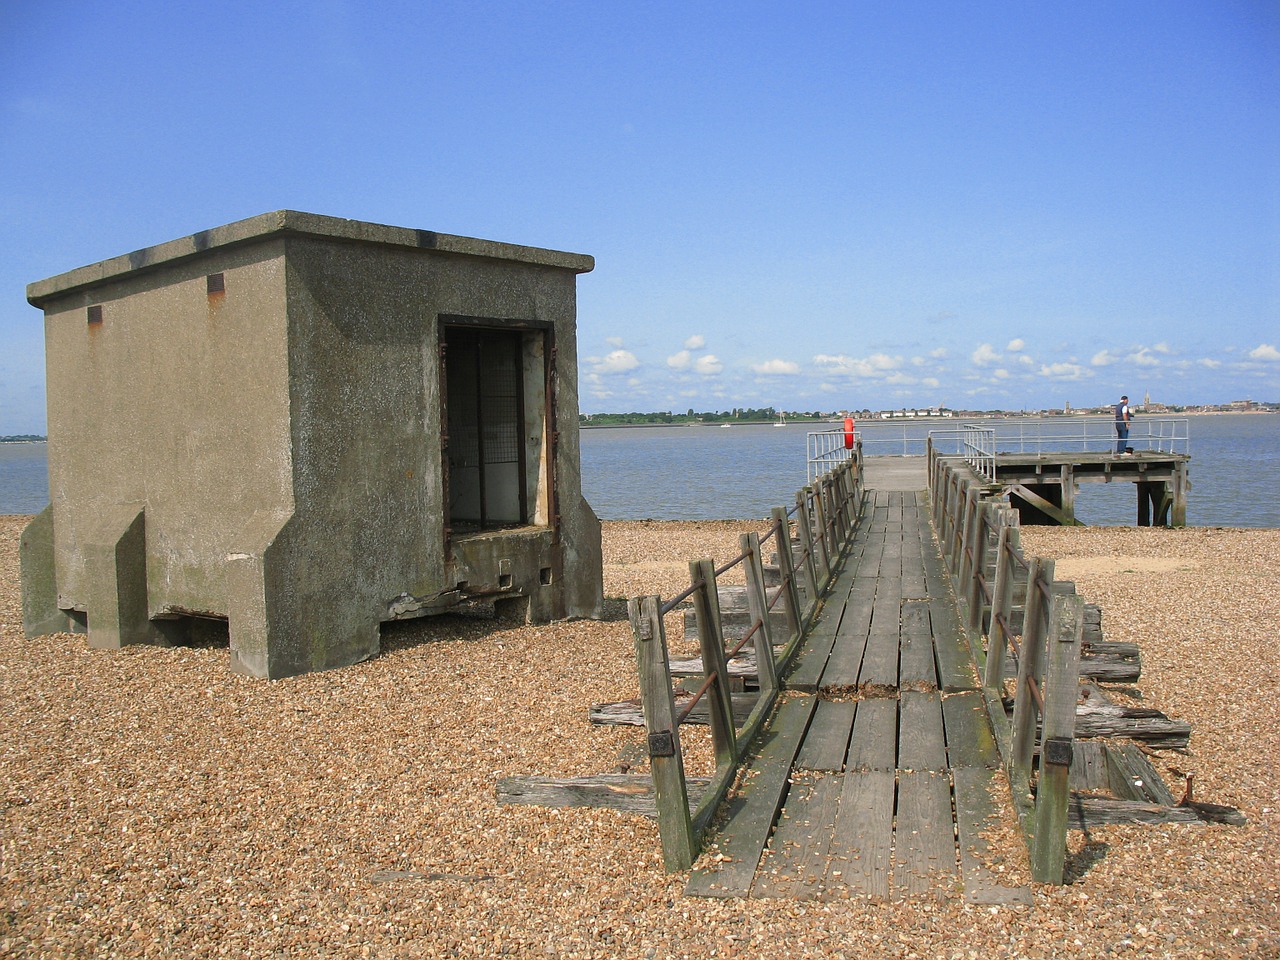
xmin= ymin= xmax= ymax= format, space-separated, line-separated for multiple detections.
xmin=2 ymin=414 xmax=1276 ymax=526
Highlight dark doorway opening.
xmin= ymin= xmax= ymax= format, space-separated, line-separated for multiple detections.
xmin=443 ymin=326 xmax=528 ymax=532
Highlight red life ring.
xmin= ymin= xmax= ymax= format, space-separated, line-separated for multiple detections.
xmin=843 ymin=417 xmax=855 ymax=449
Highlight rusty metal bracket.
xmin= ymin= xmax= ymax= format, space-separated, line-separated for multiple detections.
xmin=648 ymin=730 xmax=675 ymax=757
xmin=1043 ymin=737 xmax=1073 ymax=767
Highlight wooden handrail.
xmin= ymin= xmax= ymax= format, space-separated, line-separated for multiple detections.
xmin=626 ymin=453 xmax=866 ymax=871
xmin=927 ymin=452 xmax=1083 ymax=884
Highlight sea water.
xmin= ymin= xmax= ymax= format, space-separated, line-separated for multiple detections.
xmin=1 ymin=414 xmax=1276 ymax=526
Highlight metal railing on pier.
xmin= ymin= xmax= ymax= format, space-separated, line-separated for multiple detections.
xmin=926 ymin=424 xmax=996 ymax=481
xmin=806 ymin=430 xmax=857 ymax=483
xmin=849 ymin=415 xmax=1189 ymax=458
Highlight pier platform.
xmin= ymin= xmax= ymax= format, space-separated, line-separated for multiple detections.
xmin=861 ymin=451 xmax=1190 ymax=526
xmin=994 ymin=450 xmax=1189 ymax=526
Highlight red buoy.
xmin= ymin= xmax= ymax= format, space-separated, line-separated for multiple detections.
xmin=843 ymin=416 xmax=855 ymax=449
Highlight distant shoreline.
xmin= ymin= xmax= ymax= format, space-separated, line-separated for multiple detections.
xmin=581 ymin=409 xmax=1277 ymax=429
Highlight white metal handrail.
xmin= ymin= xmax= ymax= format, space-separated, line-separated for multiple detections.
xmin=852 ymin=415 xmax=1190 ymax=457
xmin=928 ymin=424 xmax=997 ymax=481
xmin=806 ymin=430 xmax=856 ymax=483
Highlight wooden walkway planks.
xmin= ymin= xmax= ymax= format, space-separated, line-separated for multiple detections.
xmin=684 ymin=695 xmax=817 ymax=898
xmin=686 ymin=487 xmax=1031 ymax=903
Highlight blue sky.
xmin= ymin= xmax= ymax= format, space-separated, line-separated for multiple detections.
xmin=1 ymin=1 xmax=1276 ymax=432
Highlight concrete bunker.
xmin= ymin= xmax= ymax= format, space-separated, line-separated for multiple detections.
xmin=21 ymin=211 xmax=604 ymax=678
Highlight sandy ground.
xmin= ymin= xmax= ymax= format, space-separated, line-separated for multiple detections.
xmin=1 ymin=515 xmax=1277 ymax=959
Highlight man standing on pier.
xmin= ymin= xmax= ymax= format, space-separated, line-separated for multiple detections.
xmin=1114 ymin=394 xmax=1132 ymax=454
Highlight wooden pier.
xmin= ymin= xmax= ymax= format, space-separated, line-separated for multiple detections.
xmin=499 ymin=449 xmax=1233 ymax=901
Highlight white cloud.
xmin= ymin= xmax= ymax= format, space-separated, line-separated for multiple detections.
xmin=666 ymin=350 xmax=691 ymax=369
xmin=694 ymin=354 xmax=723 ymax=375
xmin=1007 ymin=338 xmax=1025 ymax=352
xmin=590 ymin=349 xmax=639 ymax=374
xmin=922 ymin=377 xmax=940 ymax=388
xmin=993 ymin=368 xmax=1011 ymax=380
xmin=1039 ymin=362 xmax=1090 ymax=381
xmin=684 ymin=334 xmax=706 ymax=350
xmin=605 ymin=336 xmax=625 ymax=348
xmin=1249 ymin=343 xmax=1280 ymax=361
xmin=971 ymin=343 xmax=1001 ymax=365
xmin=1199 ymin=358 xmax=1222 ymax=369
xmin=752 ymin=359 xmax=800 ymax=375
xmin=1018 ymin=354 xmax=1035 ymax=366
xmin=930 ymin=347 xmax=948 ymax=359
xmin=1091 ymin=350 xmax=1118 ymax=366
xmin=813 ymin=353 xmax=902 ymax=378
xmin=1130 ymin=348 xmax=1161 ymax=367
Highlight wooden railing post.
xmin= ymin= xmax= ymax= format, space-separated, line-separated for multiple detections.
xmin=628 ymin=595 xmax=695 ymax=871
xmin=944 ymin=471 xmax=963 ymax=572
xmin=957 ymin=483 xmax=972 ymax=583
xmin=966 ymin=499 xmax=994 ymax=638
xmin=690 ymin=560 xmax=738 ymax=770
xmin=983 ymin=508 xmax=1018 ymax=689
xmin=1011 ymin=558 xmax=1054 ymax=784
xmin=771 ymin=508 xmax=807 ymax=641
xmin=830 ymin=466 xmax=850 ymax=548
xmin=1032 ymin=591 xmax=1085 ymax=884
xmin=799 ymin=488 xmax=830 ymax=590
xmin=790 ymin=497 xmax=820 ymax=621
xmin=817 ymin=475 xmax=838 ymax=563
xmin=740 ymin=532 xmax=779 ymax=697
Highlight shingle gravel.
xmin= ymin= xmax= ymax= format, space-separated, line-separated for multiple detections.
xmin=1 ymin=516 xmax=1276 ymax=959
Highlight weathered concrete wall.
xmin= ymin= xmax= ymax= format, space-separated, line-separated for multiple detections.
xmin=37 ymin=241 xmax=293 ymax=632
xmin=25 ymin=211 xmax=603 ymax=679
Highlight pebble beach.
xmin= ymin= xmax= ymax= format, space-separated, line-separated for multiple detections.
xmin=1 ymin=515 xmax=1277 ymax=959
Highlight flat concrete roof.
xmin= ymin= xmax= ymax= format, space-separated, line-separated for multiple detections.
xmin=28 ymin=210 xmax=595 ymax=307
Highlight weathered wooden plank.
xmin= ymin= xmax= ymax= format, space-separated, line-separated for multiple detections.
xmin=845 ymin=696 xmax=898 ymax=772
xmin=827 ymin=770 xmax=896 ymax=900
xmin=857 ymin=571 xmax=902 ymax=690
xmin=751 ymin=772 xmax=844 ymax=900
xmin=795 ymin=699 xmax=857 ymax=772
xmin=940 ymin=690 xmax=1000 ymax=770
xmin=917 ymin=527 xmax=980 ymax=692
xmin=899 ymin=500 xmax=929 ymax=598
xmin=816 ymin=588 xmax=873 ymax=690
xmin=495 ymin=774 xmax=712 ymax=817
xmin=683 ymin=607 xmax=791 ymax=644
xmin=898 ymin=691 xmax=947 ymax=772
xmin=685 ymin=695 xmax=819 ymax=898
xmin=893 ymin=770 xmax=959 ymax=899
xmin=952 ymin=766 xmax=1033 ymax=904
xmin=1067 ymin=740 xmax=1111 ymax=793
xmin=1005 ymin=610 xmax=1104 ymax=646
xmin=782 ymin=539 xmax=868 ymax=692
xmin=898 ymin=600 xmax=937 ymax=688
xmin=1104 ymin=741 xmax=1178 ymax=806
xmin=1072 ymin=702 xmax=1192 ymax=749
xmin=589 ymin=692 xmax=758 ymax=727
xmin=1003 ymin=641 xmax=1140 ymax=682
xmin=669 ymin=652 xmax=757 ymax=680
xmin=1067 ymin=796 xmax=1246 ymax=829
